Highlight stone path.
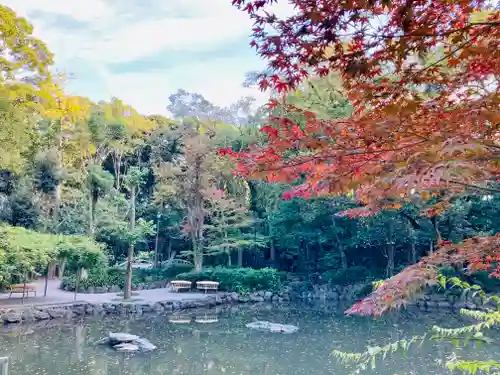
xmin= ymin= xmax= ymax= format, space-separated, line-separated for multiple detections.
xmin=0 ymin=279 xmax=210 ymax=307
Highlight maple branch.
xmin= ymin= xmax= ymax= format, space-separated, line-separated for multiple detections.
xmin=361 ymin=21 xmax=500 ymax=40
xmin=255 ymin=140 xmax=428 ymax=173
xmin=446 ymin=180 xmax=500 ymax=194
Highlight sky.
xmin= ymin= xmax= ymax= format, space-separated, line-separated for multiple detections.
xmin=3 ymin=0 xmax=293 ymax=115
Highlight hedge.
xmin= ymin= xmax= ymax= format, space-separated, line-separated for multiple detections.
xmin=60 ymin=264 xmax=193 ymax=292
xmin=175 ymin=267 xmax=281 ymax=293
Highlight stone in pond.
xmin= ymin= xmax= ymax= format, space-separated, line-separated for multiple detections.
xmin=98 ymin=332 xmax=157 ymax=352
xmin=108 ymin=332 xmax=140 ymax=345
xmin=133 ymin=337 xmax=157 ymax=351
xmin=245 ymin=321 xmax=299 ymax=333
xmin=114 ymin=343 xmax=140 ymax=353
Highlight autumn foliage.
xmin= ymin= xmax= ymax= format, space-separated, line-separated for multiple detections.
xmin=229 ymin=0 xmax=500 ymax=315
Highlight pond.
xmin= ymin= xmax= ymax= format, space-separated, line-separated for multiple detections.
xmin=0 ymin=303 xmax=496 ymax=375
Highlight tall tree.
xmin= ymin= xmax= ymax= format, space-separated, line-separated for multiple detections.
xmin=123 ymin=166 xmax=148 ymax=299
xmin=154 ymin=120 xmax=218 ymax=271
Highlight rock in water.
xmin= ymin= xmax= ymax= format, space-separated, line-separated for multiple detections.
xmin=114 ymin=343 xmax=140 ymax=353
xmin=133 ymin=337 xmax=157 ymax=351
xmin=95 ymin=337 xmax=110 ymax=345
xmin=99 ymin=332 xmax=157 ymax=352
xmin=108 ymin=332 xmax=140 ymax=345
xmin=245 ymin=321 xmax=299 ymax=333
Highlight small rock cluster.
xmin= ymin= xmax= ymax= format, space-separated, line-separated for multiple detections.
xmin=97 ymin=332 xmax=157 ymax=353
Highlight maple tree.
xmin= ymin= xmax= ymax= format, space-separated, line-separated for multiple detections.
xmin=228 ymin=0 xmax=500 ymax=315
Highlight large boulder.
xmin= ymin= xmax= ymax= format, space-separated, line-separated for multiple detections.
xmin=133 ymin=337 xmax=157 ymax=351
xmin=98 ymin=332 xmax=157 ymax=352
xmin=108 ymin=332 xmax=140 ymax=345
xmin=246 ymin=321 xmax=299 ymax=334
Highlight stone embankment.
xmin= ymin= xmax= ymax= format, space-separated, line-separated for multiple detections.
xmin=0 ymin=291 xmax=283 ymax=325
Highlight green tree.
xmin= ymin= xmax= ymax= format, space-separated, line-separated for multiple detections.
xmin=123 ymin=166 xmax=150 ymax=299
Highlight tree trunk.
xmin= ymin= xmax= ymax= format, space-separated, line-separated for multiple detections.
xmin=154 ymin=215 xmax=160 ymax=267
xmin=339 ymin=247 xmax=348 ymax=271
xmin=409 ymin=226 xmax=417 ymax=264
xmin=53 ymin=183 xmax=61 ymax=223
xmin=410 ymin=241 xmax=417 ymax=264
xmin=167 ymin=239 xmax=173 ymax=260
xmin=331 ymin=214 xmax=348 ymax=270
xmin=124 ymin=184 xmax=136 ymax=299
xmin=88 ymin=188 xmax=94 ymax=236
xmin=431 ymin=216 xmax=442 ymax=243
xmin=270 ymin=238 xmax=276 ymax=263
xmin=113 ymin=151 xmax=122 ymax=189
xmin=237 ymin=249 xmax=243 ymax=267
xmin=227 ymin=252 xmax=232 ymax=267
xmin=386 ymin=219 xmax=395 ymax=278
xmin=191 ymin=231 xmax=203 ymax=272
xmin=59 ymin=258 xmax=67 ymax=278
xmin=386 ymin=242 xmax=395 ymax=278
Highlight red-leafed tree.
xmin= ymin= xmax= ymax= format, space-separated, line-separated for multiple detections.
xmin=227 ymin=0 xmax=500 ymax=315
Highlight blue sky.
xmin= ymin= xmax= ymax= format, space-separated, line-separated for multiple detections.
xmin=4 ymin=0 xmax=293 ymax=115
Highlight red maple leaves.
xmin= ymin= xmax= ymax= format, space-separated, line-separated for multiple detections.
xmin=228 ymin=0 xmax=500 ymax=315
xmin=346 ymin=235 xmax=500 ymax=316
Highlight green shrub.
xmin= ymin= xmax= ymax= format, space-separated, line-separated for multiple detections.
xmin=175 ymin=267 xmax=281 ymax=293
xmin=322 ymin=266 xmax=371 ymax=285
xmin=60 ymin=264 xmax=194 ymax=292
xmin=470 ymin=270 xmax=500 ymax=293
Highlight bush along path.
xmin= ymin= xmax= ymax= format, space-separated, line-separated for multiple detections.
xmin=60 ymin=266 xmax=282 ymax=294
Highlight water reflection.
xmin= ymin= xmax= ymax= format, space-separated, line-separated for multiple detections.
xmin=0 ymin=303 xmax=495 ymax=375
xmin=0 ymin=357 xmax=8 ymax=375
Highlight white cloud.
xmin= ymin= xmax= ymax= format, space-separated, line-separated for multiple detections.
xmin=3 ymin=0 xmax=112 ymax=22
xmin=2 ymin=0 xmax=294 ymax=114
xmin=100 ymin=57 xmax=269 ymax=115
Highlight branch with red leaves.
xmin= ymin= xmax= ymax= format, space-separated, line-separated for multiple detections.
xmin=346 ymin=234 xmax=500 ymax=316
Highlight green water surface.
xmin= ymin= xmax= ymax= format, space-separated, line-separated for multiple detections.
xmin=0 ymin=303 xmax=496 ymax=375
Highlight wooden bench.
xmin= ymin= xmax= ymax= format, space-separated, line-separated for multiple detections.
xmin=195 ymin=314 xmax=218 ymax=323
xmin=196 ymin=281 xmax=219 ymax=294
xmin=9 ymin=284 xmax=37 ymax=298
xmin=169 ymin=280 xmax=192 ymax=292
xmin=168 ymin=315 xmax=192 ymax=324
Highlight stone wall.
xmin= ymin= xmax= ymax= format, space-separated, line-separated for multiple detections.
xmin=0 ymin=291 xmax=283 ymax=325
xmin=410 ymin=293 xmax=497 ymax=312
xmin=286 ymin=281 xmax=369 ymax=301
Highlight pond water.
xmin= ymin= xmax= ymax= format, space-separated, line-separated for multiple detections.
xmin=0 ymin=303 xmax=496 ymax=375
